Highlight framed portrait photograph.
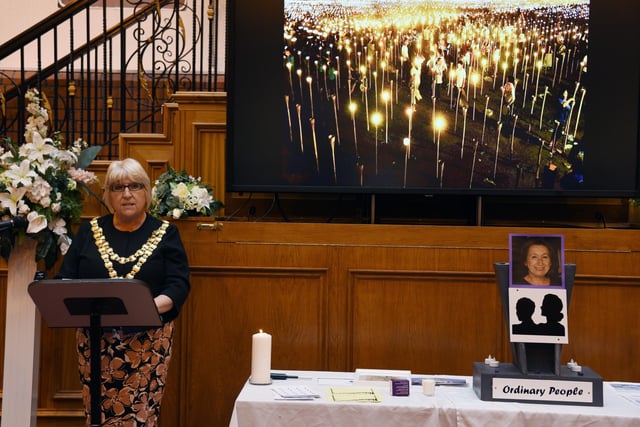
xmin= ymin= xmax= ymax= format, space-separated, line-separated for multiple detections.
xmin=509 ymin=234 xmax=565 ymax=288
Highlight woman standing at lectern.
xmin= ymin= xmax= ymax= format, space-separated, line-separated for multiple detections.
xmin=56 ymin=158 xmax=190 ymax=426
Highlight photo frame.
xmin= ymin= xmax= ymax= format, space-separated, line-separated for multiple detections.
xmin=509 ymin=234 xmax=565 ymax=288
xmin=508 ymin=233 xmax=567 ymax=344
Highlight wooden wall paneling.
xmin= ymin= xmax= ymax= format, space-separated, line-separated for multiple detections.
xmin=214 ymin=223 xmax=640 ymax=257
xmin=37 ymin=327 xmax=82 ymax=411
xmin=118 ymin=100 xmax=179 ymax=171
xmin=347 ymin=270 xmax=506 ymax=375
xmin=164 ymin=220 xmax=640 ymax=426
xmin=176 ymin=267 xmax=329 ymax=427
xmin=567 ymin=248 xmax=638 ymax=277
xmin=117 ymin=132 xmax=175 ymax=180
xmin=563 ymin=275 xmax=640 ymax=381
xmin=191 ymin=123 xmax=227 ymax=216
xmin=2 ymin=220 xmax=640 ymax=426
xmin=171 ymin=92 xmax=227 ymax=174
xmin=153 ymin=316 xmax=186 ymax=427
xmin=325 ymin=247 xmax=352 ymax=372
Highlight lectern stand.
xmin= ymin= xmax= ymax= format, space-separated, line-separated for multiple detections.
xmin=28 ymin=279 xmax=162 ymax=427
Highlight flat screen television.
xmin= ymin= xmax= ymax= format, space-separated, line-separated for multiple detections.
xmin=226 ymin=0 xmax=640 ymax=197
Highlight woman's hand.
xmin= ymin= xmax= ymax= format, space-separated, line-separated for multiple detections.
xmin=154 ymin=294 xmax=174 ymax=314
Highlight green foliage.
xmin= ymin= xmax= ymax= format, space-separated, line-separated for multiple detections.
xmin=150 ymin=167 xmax=223 ymax=219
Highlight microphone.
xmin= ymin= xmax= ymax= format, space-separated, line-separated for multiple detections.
xmin=595 ymin=212 xmax=607 ymax=229
xmin=0 ymin=216 xmax=28 ymax=232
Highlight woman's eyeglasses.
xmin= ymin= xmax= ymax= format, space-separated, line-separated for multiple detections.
xmin=109 ymin=182 xmax=145 ymax=192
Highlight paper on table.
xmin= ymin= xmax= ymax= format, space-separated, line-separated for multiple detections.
xmin=327 ymin=387 xmax=382 ymax=403
xmin=317 ymin=378 xmax=354 ymax=385
xmin=272 ymin=385 xmax=321 ymax=399
xmin=609 ymin=382 xmax=640 ymax=406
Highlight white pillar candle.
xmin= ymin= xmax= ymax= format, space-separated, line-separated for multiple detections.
xmin=250 ymin=330 xmax=272 ymax=385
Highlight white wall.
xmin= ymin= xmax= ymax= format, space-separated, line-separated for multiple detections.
xmin=0 ymin=0 xmax=227 ymax=73
xmin=0 ymin=0 xmax=59 ymax=45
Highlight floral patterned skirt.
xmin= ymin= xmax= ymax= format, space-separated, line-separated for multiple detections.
xmin=76 ymin=321 xmax=175 ymax=427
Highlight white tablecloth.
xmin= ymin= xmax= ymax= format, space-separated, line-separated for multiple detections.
xmin=229 ymin=371 xmax=640 ymax=427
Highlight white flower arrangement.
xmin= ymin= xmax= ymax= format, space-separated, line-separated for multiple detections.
xmin=150 ymin=167 xmax=222 ymax=219
xmin=0 ymin=88 xmax=101 ymax=269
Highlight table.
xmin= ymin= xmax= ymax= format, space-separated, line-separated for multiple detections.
xmin=229 ymin=371 xmax=640 ymax=427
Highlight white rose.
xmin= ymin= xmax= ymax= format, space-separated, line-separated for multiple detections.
xmin=50 ymin=217 xmax=67 ymax=235
xmin=39 ymin=196 xmax=52 ymax=208
xmin=171 ymin=182 xmax=190 ymax=201
xmin=17 ymin=201 xmax=30 ymax=215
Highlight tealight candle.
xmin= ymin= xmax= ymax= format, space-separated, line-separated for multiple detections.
xmin=567 ymin=359 xmax=578 ymax=369
xmin=484 ymin=355 xmax=495 ymax=365
xmin=250 ymin=329 xmax=272 ymax=385
xmin=422 ymin=379 xmax=436 ymax=396
xmin=489 ymin=359 xmax=500 ymax=368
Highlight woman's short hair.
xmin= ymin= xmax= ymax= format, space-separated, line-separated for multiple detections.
xmin=103 ymin=158 xmax=152 ymax=211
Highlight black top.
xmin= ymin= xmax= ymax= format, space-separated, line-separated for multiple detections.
xmin=56 ymin=214 xmax=190 ymax=323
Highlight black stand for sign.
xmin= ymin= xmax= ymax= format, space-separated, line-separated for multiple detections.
xmin=28 ymin=279 xmax=161 ymax=427
xmin=472 ymin=263 xmax=603 ymax=406
xmin=496 ymin=262 xmax=576 ymax=376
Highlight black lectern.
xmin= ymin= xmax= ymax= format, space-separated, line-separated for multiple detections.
xmin=28 ymin=279 xmax=161 ymax=427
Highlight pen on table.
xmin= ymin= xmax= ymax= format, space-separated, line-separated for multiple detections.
xmin=271 ymin=373 xmax=299 ymax=380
